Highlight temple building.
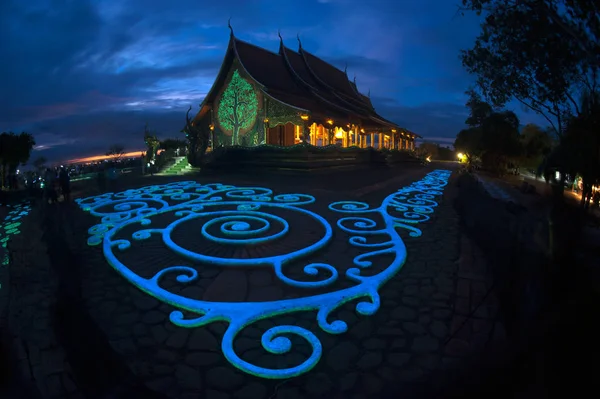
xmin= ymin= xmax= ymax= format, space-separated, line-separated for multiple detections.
xmin=192 ymin=27 xmax=419 ymax=150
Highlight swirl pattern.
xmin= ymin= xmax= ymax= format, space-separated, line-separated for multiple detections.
xmin=77 ymin=170 xmax=451 ymax=379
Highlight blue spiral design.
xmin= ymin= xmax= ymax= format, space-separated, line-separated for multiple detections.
xmin=77 ymin=171 xmax=451 ymax=379
xmin=200 ymin=212 xmax=287 ymax=245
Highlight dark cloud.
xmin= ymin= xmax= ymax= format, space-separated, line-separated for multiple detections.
xmin=372 ymin=96 xmax=469 ymax=141
xmin=28 ymin=108 xmax=188 ymax=161
xmin=0 ymin=0 xmax=544 ymax=163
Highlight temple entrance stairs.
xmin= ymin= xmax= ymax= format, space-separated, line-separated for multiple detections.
xmin=157 ymin=157 xmax=197 ymax=175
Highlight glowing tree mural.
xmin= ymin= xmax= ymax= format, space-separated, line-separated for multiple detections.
xmin=217 ymin=70 xmax=259 ymax=145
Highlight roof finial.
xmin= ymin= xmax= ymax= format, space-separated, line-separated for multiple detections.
xmin=353 ymin=73 xmax=357 ymax=84
xmin=344 ymin=63 xmax=348 ymax=75
xmin=227 ymin=18 xmax=234 ymax=36
xmin=278 ymin=29 xmax=283 ymax=43
xmin=297 ymin=33 xmax=302 ymax=50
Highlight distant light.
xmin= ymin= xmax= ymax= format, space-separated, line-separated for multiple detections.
xmin=555 ymin=171 xmax=561 ymax=181
xmin=457 ymin=153 xmax=464 ymax=159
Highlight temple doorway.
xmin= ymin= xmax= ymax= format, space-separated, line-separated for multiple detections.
xmin=267 ymin=123 xmax=295 ymax=146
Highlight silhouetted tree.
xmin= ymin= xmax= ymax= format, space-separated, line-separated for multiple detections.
xmin=33 ymin=156 xmax=47 ymax=173
xmin=183 ymin=106 xmax=210 ymax=167
xmin=159 ymin=138 xmax=187 ymax=151
xmin=460 ymin=0 xmax=599 ymax=136
xmin=143 ymin=124 xmax=160 ymax=164
xmin=0 ymin=131 xmax=36 ymax=188
xmin=416 ymin=142 xmax=440 ymax=159
xmin=520 ymin=124 xmax=554 ymax=171
xmin=106 ymin=144 xmax=126 ymax=162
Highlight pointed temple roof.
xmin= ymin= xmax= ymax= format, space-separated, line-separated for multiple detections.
xmin=200 ymin=32 xmax=419 ymax=137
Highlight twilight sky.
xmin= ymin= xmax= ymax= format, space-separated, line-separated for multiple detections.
xmin=1 ymin=0 xmax=547 ymax=163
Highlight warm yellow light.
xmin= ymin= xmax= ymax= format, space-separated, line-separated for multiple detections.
xmin=300 ymin=114 xmax=309 ymax=121
xmin=263 ymin=118 xmax=269 ymax=123
xmin=66 ymin=150 xmax=146 ymax=164
xmin=335 ymin=127 xmax=344 ymax=139
xmin=457 ymin=153 xmax=465 ymax=160
xmin=209 ymin=124 xmax=215 ymax=131
xmin=391 ymin=129 xmax=397 ymax=133
xmin=360 ymin=128 xmax=365 ymax=133
xmin=426 ymin=156 xmax=431 ymax=162
xmin=326 ymin=119 xmax=333 ymax=125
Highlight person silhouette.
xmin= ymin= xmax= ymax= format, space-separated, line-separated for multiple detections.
xmin=59 ymin=167 xmax=71 ymax=202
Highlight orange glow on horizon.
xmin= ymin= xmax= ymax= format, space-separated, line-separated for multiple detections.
xmin=66 ymin=149 xmax=164 ymax=165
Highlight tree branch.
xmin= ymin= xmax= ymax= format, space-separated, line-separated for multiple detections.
xmin=565 ymin=91 xmax=581 ymax=115
xmin=513 ymin=94 xmax=560 ymax=134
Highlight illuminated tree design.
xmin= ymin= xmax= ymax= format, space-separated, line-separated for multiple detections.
xmin=217 ymin=70 xmax=259 ymax=145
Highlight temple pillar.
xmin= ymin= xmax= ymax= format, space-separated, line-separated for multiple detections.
xmin=303 ymin=121 xmax=310 ymax=144
xmin=410 ymin=139 xmax=415 ymax=151
xmin=264 ymin=119 xmax=270 ymax=145
xmin=370 ymin=133 xmax=374 ymax=148
xmin=378 ymin=133 xmax=383 ymax=149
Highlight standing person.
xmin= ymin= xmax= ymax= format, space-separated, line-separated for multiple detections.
xmin=44 ymin=168 xmax=57 ymax=204
xmin=59 ymin=167 xmax=71 ymax=202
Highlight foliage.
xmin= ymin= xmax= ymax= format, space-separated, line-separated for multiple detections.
xmin=183 ymin=106 xmax=210 ymax=167
xmin=0 ymin=131 xmax=36 ymax=188
xmin=106 ymin=144 xmax=126 ymax=161
xmin=465 ymin=89 xmax=493 ymax=127
xmin=416 ymin=142 xmax=439 ymax=159
xmin=519 ymin=123 xmax=554 ymax=170
xmin=454 ymin=128 xmax=483 ymax=165
xmin=33 ymin=156 xmax=47 ymax=173
xmin=217 ymin=70 xmax=259 ymax=145
xmin=160 ymin=138 xmax=187 ymax=151
xmin=437 ymin=146 xmax=456 ymax=161
xmin=460 ymin=0 xmax=599 ymax=136
xmin=455 ymin=97 xmax=522 ymax=174
xmin=417 ymin=142 xmax=456 ymax=161
xmin=546 ymin=90 xmax=600 ymax=208
xmin=143 ymin=124 xmax=160 ymax=163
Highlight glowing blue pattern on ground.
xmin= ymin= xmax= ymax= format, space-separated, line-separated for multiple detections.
xmin=76 ymin=170 xmax=451 ymax=379
xmin=0 ymin=201 xmax=31 ymax=289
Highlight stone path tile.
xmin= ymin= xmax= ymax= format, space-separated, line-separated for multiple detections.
xmin=474 ymin=174 xmax=516 ymax=203
xmin=444 ymin=234 xmax=507 ymax=361
xmin=63 ymin=167 xmax=462 ymax=398
xmin=5 ymin=206 xmax=81 ymax=398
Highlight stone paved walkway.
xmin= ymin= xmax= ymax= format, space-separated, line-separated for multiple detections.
xmin=3 ymin=205 xmax=80 ymax=398
xmin=63 ymin=167 xmax=459 ymax=399
xmin=5 ymin=165 xmax=515 ymax=398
